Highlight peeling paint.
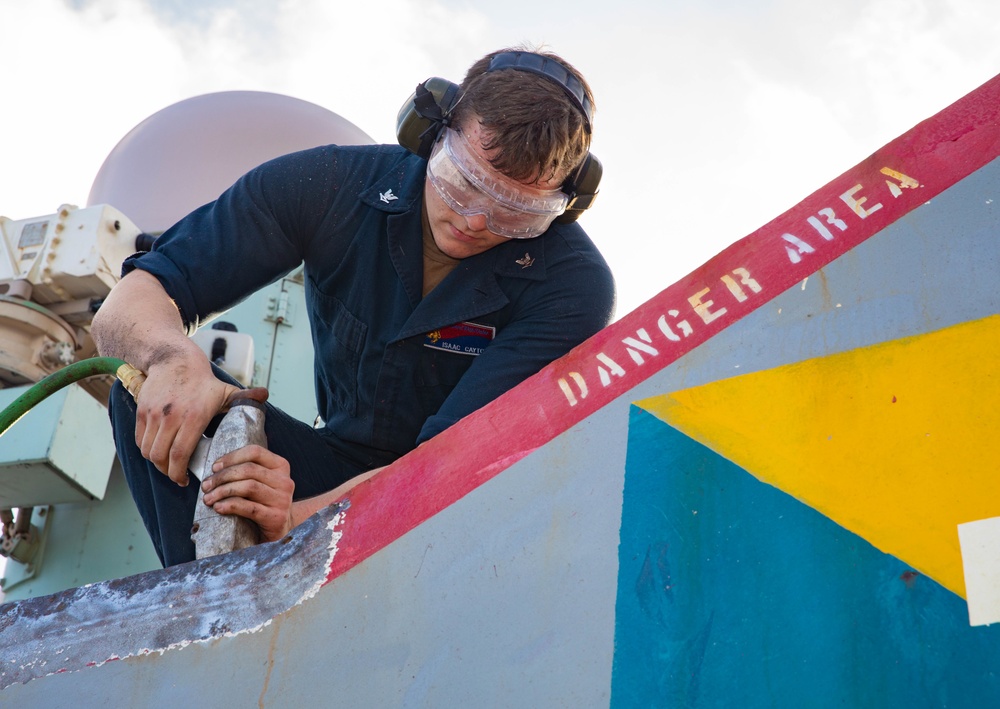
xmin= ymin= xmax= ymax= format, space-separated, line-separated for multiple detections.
xmin=0 ymin=501 xmax=347 ymax=690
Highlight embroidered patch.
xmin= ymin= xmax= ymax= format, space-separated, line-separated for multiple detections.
xmin=423 ymin=321 xmax=496 ymax=356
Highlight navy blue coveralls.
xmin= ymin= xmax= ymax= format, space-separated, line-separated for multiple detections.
xmin=108 ymin=143 xmax=615 ymax=566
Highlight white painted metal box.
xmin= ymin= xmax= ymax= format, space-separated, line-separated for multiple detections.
xmin=0 ymin=383 xmax=115 ymax=507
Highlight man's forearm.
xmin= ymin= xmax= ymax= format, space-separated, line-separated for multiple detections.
xmin=93 ymin=269 xmax=236 ymax=483
xmin=92 ymin=270 xmax=195 ymax=370
xmin=290 ymin=467 xmax=384 ymax=528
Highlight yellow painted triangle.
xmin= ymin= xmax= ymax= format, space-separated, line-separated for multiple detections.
xmin=638 ymin=314 xmax=1000 ymax=598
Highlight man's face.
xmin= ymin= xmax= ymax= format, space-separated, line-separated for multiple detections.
xmin=423 ymin=120 xmax=564 ymax=260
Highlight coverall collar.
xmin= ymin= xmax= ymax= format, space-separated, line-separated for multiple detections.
xmin=361 ymin=152 xmax=550 ymax=340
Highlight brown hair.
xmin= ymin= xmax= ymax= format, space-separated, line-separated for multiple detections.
xmin=450 ymin=47 xmax=595 ymax=185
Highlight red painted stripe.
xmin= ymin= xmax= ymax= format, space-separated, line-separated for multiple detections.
xmin=326 ymin=72 xmax=1000 ymax=584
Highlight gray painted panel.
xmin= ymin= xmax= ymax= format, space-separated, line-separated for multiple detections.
xmin=1 ymin=413 xmax=628 ymax=707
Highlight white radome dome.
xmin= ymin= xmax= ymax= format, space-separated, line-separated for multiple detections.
xmin=88 ymin=91 xmax=374 ymax=234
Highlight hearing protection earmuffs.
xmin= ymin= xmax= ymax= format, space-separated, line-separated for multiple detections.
xmin=396 ymin=51 xmax=602 ymax=224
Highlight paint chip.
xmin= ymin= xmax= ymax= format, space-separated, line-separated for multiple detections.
xmin=959 ymin=517 xmax=1000 ymax=626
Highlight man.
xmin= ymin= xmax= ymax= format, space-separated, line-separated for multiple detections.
xmin=93 ymin=47 xmax=615 ymax=566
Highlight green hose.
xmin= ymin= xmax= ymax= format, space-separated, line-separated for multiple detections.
xmin=0 ymin=357 xmax=127 ymax=437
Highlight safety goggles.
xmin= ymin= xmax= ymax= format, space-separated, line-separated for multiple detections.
xmin=426 ymin=127 xmax=568 ymax=239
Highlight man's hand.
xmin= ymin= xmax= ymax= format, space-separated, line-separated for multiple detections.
xmin=134 ymin=346 xmax=240 ymax=486
xmin=92 ymin=269 xmax=241 ymax=486
xmin=200 ymin=445 xmax=296 ymax=542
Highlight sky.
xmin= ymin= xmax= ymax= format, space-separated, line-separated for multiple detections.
xmin=3 ymin=0 xmax=1000 ymax=318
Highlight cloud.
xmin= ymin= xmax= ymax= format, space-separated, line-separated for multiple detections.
xmin=2 ymin=0 xmax=187 ymax=217
xmin=570 ymin=0 xmax=1000 ymax=314
xmin=0 ymin=0 xmax=488 ymax=220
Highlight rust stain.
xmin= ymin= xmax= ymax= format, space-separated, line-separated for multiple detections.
xmin=258 ymin=614 xmax=284 ymax=708
xmin=816 ymin=268 xmax=833 ymax=312
xmin=900 ymin=570 xmax=920 ymax=588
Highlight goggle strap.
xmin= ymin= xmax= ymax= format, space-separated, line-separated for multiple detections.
xmin=413 ymin=83 xmax=452 ymax=158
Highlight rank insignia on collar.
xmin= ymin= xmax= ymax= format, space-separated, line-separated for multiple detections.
xmin=516 ymin=253 xmax=535 ymax=269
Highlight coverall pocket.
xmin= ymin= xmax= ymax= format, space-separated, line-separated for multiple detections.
xmin=310 ymin=289 xmax=367 ymax=418
xmin=414 ymin=345 xmax=476 ymax=419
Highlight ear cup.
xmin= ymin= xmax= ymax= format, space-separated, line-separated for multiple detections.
xmin=396 ymin=77 xmax=460 ymax=158
xmin=555 ymin=152 xmax=602 ymax=224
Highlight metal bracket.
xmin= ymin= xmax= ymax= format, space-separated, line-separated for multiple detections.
xmin=0 ymin=506 xmax=52 ymax=592
xmin=264 ymin=288 xmax=294 ymax=326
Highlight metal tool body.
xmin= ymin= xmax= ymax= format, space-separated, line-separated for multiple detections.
xmin=190 ymin=389 xmax=268 ymax=559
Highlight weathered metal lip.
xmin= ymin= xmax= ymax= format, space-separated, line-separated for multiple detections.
xmin=0 ymin=500 xmax=348 ymax=690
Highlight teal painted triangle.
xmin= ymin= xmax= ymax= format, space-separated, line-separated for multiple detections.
xmin=611 ymin=405 xmax=1000 ymax=708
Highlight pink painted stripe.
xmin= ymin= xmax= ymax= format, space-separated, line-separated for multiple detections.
xmin=326 ymin=72 xmax=1000 ymax=584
